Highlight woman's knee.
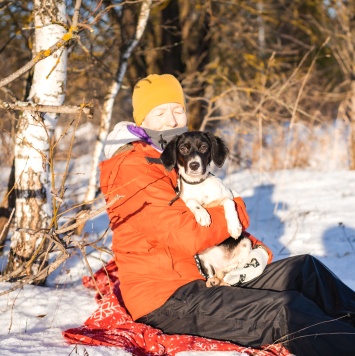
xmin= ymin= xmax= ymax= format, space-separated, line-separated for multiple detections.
xmin=287 ymin=254 xmax=321 ymax=273
xmin=289 ymin=254 xmax=312 ymax=263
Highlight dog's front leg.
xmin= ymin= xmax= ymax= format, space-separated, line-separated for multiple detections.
xmin=185 ymin=199 xmax=211 ymax=227
xmin=222 ymin=198 xmax=242 ymax=239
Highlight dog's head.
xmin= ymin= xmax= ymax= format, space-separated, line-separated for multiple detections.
xmin=160 ymin=131 xmax=229 ymax=176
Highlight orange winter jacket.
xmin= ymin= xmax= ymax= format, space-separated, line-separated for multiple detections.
xmin=100 ymin=141 xmax=273 ymax=321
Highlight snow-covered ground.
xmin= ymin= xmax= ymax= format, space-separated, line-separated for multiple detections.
xmin=1 ymin=169 xmax=355 ymax=355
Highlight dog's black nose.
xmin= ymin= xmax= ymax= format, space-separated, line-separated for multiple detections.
xmin=189 ymin=162 xmax=200 ymax=171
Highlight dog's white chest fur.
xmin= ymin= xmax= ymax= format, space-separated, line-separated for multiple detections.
xmin=178 ymin=170 xmax=242 ymax=239
xmin=179 ymin=174 xmax=233 ymax=207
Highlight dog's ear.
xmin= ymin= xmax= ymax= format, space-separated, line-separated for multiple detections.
xmin=205 ymin=132 xmax=229 ymax=167
xmin=160 ymin=135 xmax=180 ymax=171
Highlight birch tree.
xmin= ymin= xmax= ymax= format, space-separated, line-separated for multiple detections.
xmin=79 ymin=0 xmax=152 ymax=224
xmin=6 ymin=0 xmax=68 ymax=278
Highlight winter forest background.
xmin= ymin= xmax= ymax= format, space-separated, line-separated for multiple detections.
xmin=1 ymin=1 xmax=355 ymax=355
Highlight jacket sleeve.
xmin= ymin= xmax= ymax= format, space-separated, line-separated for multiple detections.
xmin=101 ymin=151 xmax=271 ymax=260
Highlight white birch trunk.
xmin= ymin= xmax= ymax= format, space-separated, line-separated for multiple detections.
xmin=83 ymin=0 xmax=152 ymax=209
xmin=7 ymin=0 xmax=67 ymax=276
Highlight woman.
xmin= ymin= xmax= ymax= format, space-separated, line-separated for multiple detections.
xmin=100 ymin=74 xmax=355 ymax=355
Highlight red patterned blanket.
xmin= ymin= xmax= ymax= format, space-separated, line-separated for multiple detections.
xmin=63 ymin=260 xmax=291 ymax=356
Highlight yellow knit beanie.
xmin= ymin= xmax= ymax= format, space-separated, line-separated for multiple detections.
xmin=132 ymin=74 xmax=186 ymax=126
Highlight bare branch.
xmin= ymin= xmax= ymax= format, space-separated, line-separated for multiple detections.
xmin=0 ymin=1 xmax=13 ymax=12
xmin=0 ymin=196 xmax=119 ymax=288
xmin=0 ymin=101 xmax=94 ymax=119
xmin=0 ymin=86 xmax=18 ymax=101
xmin=0 ymin=32 xmax=78 ymax=88
xmin=0 ymin=252 xmax=69 ymax=296
xmin=55 ymin=194 xmax=122 ymax=234
xmin=77 ymin=244 xmax=104 ymax=299
xmin=0 ymin=208 xmax=15 ymax=243
xmin=0 ymin=0 xmax=83 ymax=88
xmin=72 ymin=0 xmax=82 ymax=29
xmin=0 ymin=228 xmax=69 ymax=284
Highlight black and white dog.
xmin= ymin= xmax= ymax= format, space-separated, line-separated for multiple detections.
xmin=160 ymin=131 xmax=252 ymax=287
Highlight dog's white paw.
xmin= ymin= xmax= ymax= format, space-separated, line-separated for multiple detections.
xmin=194 ymin=208 xmax=211 ymax=227
xmin=228 ymin=222 xmax=243 ymax=239
xmin=223 ymin=199 xmax=243 ymax=238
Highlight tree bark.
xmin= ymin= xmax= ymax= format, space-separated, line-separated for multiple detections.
xmin=6 ymin=0 xmax=68 ymax=281
xmin=160 ymin=0 xmax=184 ymax=75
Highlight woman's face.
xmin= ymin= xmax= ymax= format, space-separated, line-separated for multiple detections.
xmin=141 ymin=103 xmax=187 ymax=131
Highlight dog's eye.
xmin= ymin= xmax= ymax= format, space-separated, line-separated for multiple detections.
xmin=179 ymin=146 xmax=189 ymax=154
xmin=199 ymin=144 xmax=208 ymax=153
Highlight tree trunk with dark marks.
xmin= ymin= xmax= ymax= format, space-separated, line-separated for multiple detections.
xmin=6 ymin=0 xmax=68 ymax=281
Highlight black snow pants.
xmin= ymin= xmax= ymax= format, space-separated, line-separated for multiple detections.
xmin=137 ymin=255 xmax=355 ymax=356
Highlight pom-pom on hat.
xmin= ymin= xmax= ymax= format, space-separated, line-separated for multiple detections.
xmin=132 ymin=74 xmax=186 ymax=126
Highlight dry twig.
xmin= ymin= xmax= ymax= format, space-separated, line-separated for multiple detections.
xmin=0 ymin=194 xmax=119 ymax=288
xmin=0 ymin=208 xmax=15 ymax=244
xmin=55 ymin=195 xmax=122 ymax=234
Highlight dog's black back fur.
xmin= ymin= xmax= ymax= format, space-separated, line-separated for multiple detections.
xmin=160 ymin=131 xmax=229 ymax=172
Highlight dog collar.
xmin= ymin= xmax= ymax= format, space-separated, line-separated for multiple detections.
xmin=168 ymin=184 xmax=182 ymax=206
xmin=168 ymin=173 xmax=213 ymax=206
xmin=194 ymin=254 xmax=209 ymax=279
xmin=180 ymin=173 xmax=212 ymax=185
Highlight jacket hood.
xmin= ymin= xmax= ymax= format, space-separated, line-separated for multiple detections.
xmin=104 ymin=121 xmax=139 ymax=159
